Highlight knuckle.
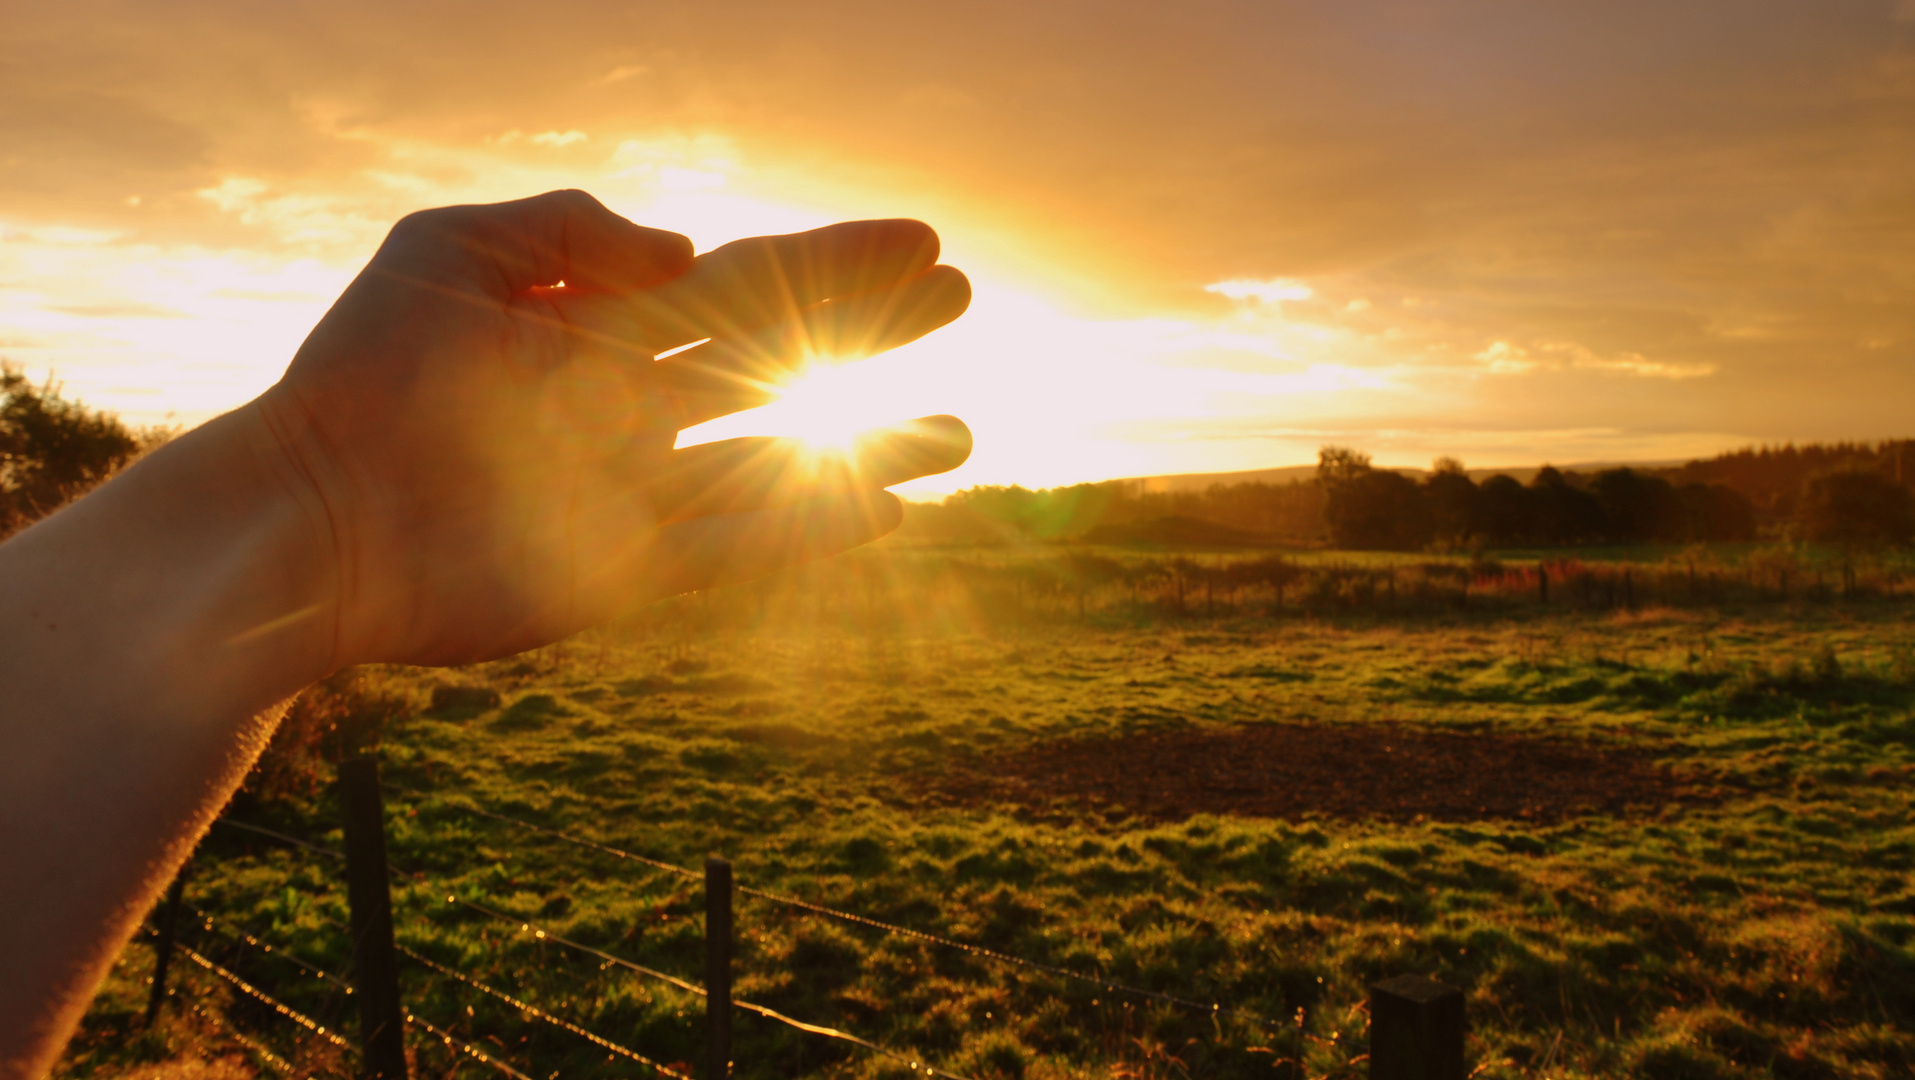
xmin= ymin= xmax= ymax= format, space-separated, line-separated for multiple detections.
xmin=386 ymin=206 xmax=468 ymax=247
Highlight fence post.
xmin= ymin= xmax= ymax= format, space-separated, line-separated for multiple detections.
xmin=144 ymin=871 xmax=188 ymax=1026
xmin=705 ymin=857 xmax=733 ymax=1080
xmin=340 ymin=755 xmax=409 ymax=1080
xmin=1369 ymin=975 xmax=1464 ymax=1080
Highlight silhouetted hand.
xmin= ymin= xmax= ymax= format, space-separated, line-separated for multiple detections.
xmin=254 ymin=189 xmax=971 ymax=667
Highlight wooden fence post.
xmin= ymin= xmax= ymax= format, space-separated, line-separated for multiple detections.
xmin=706 ymin=857 xmax=734 ymax=1080
xmin=340 ymin=755 xmax=409 ymax=1080
xmin=144 ymin=871 xmax=188 ymax=1026
xmin=1369 ymin=975 xmax=1464 ymax=1080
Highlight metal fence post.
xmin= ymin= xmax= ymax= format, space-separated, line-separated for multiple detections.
xmin=705 ymin=857 xmax=733 ymax=1080
xmin=1369 ymin=975 xmax=1464 ymax=1080
xmin=340 ymin=755 xmax=409 ymax=1080
xmin=144 ymin=871 xmax=188 ymax=1026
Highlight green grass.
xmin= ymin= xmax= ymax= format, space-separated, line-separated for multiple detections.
xmin=58 ymin=546 xmax=1915 ymax=1080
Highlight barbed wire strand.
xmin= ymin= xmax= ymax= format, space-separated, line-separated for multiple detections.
xmin=446 ymin=895 xmax=708 ymax=997
xmin=730 ymin=881 xmax=1280 ymax=1030
xmin=391 ymin=793 xmax=1283 ymax=1032
xmin=301 ymin=903 xmax=685 ymax=1080
xmin=192 ymin=907 xmax=354 ymax=991
xmin=437 ymin=894 xmax=971 ymax=1080
xmin=179 ymin=946 xmax=355 ymax=1053
xmin=184 ymin=999 xmax=296 ymax=1075
xmin=393 ymin=939 xmax=694 ymax=1080
xmin=198 ymin=903 xmax=536 ymax=1080
xmin=213 ymin=818 xmax=344 ymax=862
xmin=387 ymin=785 xmax=698 ymax=881
xmin=141 ymin=919 xmax=314 ymax=1076
xmin=403 ymin=1005 xmax=538 ymax=1080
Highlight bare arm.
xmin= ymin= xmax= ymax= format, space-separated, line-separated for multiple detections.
xmin=0 ymin=190 xmax=972 ymax=1074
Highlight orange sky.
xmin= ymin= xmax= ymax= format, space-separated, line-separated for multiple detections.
xmin=4 ymin=1 xmax=1915 ymax=492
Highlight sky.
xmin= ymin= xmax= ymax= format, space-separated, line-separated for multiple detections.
xmin=3 ymin=0 xmax=1914 ymax=493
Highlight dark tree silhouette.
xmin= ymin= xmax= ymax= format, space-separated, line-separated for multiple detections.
xmin=1794 ymin=470 xmax=1915 ymax=547
xmin=1527 ymin=467 xmax=1605 ymax=545
xmin=1589 ymin=468 xmax=1676 ymax=542
xmin=0 ymin=366 xmax=151 ymax=536
xmin=1424 ymin=456 xmax=1481 ymax=543
xmin=1475 ymin=474 xmax=1530 ymax=545
xmin=1319 ymin=446 xmax=1433 ymax=550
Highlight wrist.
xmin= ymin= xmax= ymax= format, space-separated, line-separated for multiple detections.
xmin=2 ymin=400 xmax=346 ymax=713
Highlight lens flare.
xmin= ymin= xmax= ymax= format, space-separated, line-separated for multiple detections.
xmin=759 ymin=362 xmax=889 ymax=454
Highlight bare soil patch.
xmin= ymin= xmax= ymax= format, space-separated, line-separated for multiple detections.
xmin=933 ymin=723 xmax=1700 ymax=824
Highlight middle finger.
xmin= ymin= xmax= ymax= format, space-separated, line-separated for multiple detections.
xmin=652 ymin=264 xmax=971 ymax=427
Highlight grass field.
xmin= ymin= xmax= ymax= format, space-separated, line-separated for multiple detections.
xmin=56 ymin=542 xmax=1915 ymax=1080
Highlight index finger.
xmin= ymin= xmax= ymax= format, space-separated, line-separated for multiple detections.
xmin=632 ymin=219 xmax=941 ymax=350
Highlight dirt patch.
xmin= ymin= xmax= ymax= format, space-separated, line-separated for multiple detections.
xmin=932 ymin=723 xmax=1701 ymax=824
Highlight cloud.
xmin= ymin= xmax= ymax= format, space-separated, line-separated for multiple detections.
xmin=1472 ymin=339 xmax=1714 ymax=379
xmin=1475 ymin=341 xmax=1536 ymax=375
xmin=592 ymin=64 xmax=647 ymax=86
xmin=1204 ymin=278 xmax=1313 ymax=304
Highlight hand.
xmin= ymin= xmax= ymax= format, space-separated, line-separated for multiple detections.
xmin=253 ymin=190 xmax=972 ymax=667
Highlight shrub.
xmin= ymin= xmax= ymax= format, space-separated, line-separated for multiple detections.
xmin=237 ymin=668 xmax=412 ymax=807
xmin=0 ymin=364 xmax=161 ymax=535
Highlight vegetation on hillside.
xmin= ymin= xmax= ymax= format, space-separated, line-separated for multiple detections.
xmin=899 ymin=440 xmax=1915 ymax=553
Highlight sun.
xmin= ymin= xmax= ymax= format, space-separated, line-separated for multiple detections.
xmin=750 ymin=362 xmax=890 ymax=454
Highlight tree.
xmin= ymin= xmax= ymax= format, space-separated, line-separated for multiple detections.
xmin=1316 ymin=445 xmax=1373 ymax=487
xmin=1319 ymin=447 xmax=1432 ymax=550
xmin=1589 ymin=467 xmax=1676 ymax=542
xmin=1794 ymin=470 xmax=1915 ymax=547
xmin=1424 ymin=457 xmax=1481 ymax=543
xmin=0 ymin=366 xmax=151 ymax=535
xmin=1475 ymin=474 xmax=1531 ymax=545
xmin=1527 ymin=467 xmax=1605 ymax=545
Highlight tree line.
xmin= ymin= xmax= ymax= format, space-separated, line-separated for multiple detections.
xmin=900 ymin=440 xmax=1915 ymax=550
xmin=1316 ymin=448 xmax=1763 ymax=549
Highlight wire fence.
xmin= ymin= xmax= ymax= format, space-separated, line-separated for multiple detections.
xmin=149 ymin=756 xmax=1461 ymax=1080
xmin=394 ymin=783 xmax=1289 ymax=1034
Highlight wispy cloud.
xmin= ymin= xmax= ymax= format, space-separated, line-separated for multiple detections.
xmin=1204 ymin=278 xmax=1313 ymax=304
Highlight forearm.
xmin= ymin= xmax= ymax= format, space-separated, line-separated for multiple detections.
xmin=0 ymin=403 xmax=336 ymax=1076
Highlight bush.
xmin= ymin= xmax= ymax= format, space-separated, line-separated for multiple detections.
xmin=0 ymin=364 xmax=160 ymax=535
xmin=236 ymin=668 xmax=412 ymax=807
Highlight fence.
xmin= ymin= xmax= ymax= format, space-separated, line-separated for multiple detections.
xmin=141 ymin=752 xmax=1468 ymax=1080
